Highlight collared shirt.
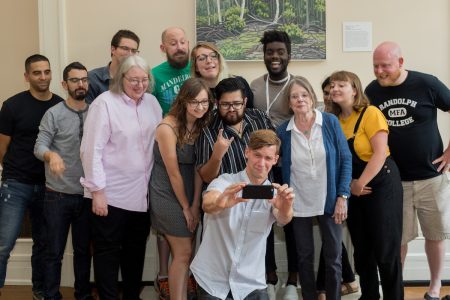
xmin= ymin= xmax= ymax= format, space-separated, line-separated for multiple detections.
xmin=86 ymin=63 xmax=111 ymax=103
xmin=277 ymin=112 xmax=352 ymax=215
xmin=287 ymin=110 xmax=327 ymax=217
xmin=190 ymin=170 xmax=276 ymax=300
xmin=195 ymin=108 xmax=274 ymax=175
xmin=80 ymin=91 xmax=162 ymax=212
xmin=34 ymin=101 xmax=89 ymax=195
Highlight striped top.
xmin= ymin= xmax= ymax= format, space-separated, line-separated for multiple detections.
xmin=195 ymin=108 xmax=274 ymax=175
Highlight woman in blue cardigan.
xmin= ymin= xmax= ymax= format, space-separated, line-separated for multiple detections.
xmin=277 ymin=76 xmax=352 ymax=300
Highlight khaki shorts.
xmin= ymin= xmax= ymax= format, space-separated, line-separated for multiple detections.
xmin=402 ymin=173 xmax=450 ymax=245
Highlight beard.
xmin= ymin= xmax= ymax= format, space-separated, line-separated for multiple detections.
xmin=167 ymin=51 xmax=189 ymax=69
xmin=69 ymin=88 xmax=87 ymax=101
xmin=221 ymin=110 xmax=244 ymax=126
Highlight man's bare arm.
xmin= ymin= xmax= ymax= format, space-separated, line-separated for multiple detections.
xmin=0 ymin=134 xmax=11 ymax=167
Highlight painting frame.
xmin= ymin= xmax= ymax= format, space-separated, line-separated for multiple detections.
xmin=195 ymin=0 xmax=326 ymax=61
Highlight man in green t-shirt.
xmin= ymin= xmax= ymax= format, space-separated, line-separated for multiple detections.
xmin=151 ymin=27 xmax=194 ymax=300
xmin=152 ymin=27 xmax=191 ymax=115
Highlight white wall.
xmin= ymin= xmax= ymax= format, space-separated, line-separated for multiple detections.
xmin=62 ymin=0 xmax=450 ymax=141
xmin=3 ymin=0 xmax=449 ymax=285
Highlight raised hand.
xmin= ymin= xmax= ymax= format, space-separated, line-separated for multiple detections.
xmin=215 ymin=182 xmax=247 ymax=209
xmin=213 ymin=128 xmax=234 ymax=159
xmin=270 ymin=183 xmax=294 ymax=214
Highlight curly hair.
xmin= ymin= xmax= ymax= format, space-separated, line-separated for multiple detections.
xmin=260 ymin=30 xmax=292 ymax=56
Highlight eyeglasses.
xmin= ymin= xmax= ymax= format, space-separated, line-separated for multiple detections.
xmin=196 ymin=52 xmax=219 ymax=63
xmin=117 ymin=45 xmax=140 ymax=54
xmin=290 ymin=93 xmax=310 ymax=100
xmin=188 ymin=99 xmax=210 ymax=108
xmin=66 ymin=77 xmax=88 ymax=84
xmin=124 ymin=77 xmax=149 ymax=86
xmin=218 ymin=102 xmax=244 ymax=110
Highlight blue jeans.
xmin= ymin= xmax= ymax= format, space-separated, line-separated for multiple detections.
xmin=0 ymin=179 xmax=45 ymax=293
xmin=43 ymin=191 xmax=92 ymax=300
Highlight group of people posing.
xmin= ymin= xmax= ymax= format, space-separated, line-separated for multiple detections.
xmin=0 ymin=27 xmax=449 ymax=300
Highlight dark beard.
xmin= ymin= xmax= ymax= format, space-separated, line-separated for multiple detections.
xmin=167 ymin=55 xmax=189 ymax=69
xmin=69 ymin=89 xmax=86 ymax=101
xmin=222 ymin=113 xmax=244 ymax=126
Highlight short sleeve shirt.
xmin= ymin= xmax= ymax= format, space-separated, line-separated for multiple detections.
xmin=339 ymin=106 xmax=390 ymax=162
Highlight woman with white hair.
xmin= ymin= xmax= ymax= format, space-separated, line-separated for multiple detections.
xmin=81 ymin=55 xmax=162 ymax=300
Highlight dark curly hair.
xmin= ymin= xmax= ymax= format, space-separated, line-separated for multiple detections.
xmin=260 ymin=30 xmax=292 ymax=56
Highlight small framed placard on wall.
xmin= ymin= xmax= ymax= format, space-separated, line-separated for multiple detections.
xmin=343 ymin=22 xmax=372 ymax=52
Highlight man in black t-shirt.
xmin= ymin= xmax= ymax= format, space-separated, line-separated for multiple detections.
xmin=366 ymin=41 xmax=450 ymax=300
xmin=0 ymin=54 xmax=63 ymax=299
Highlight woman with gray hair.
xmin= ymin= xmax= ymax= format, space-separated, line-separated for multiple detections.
xmin=277 ymin=76 xmax=352 ymax=300
xmin=80 ymin=55 xmax=162 ymax=300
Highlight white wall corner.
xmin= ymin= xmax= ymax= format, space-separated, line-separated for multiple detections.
xmin=38 ymin=0 xmax=67 ymax=98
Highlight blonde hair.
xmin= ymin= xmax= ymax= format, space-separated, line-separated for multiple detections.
xmin=190 ymin=42 xmax=229 ymax=84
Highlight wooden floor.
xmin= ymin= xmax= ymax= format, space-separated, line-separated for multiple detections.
xmin=1 ymin=285 xmax=449 ymax=299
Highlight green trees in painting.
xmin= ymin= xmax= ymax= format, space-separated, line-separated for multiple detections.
xmin=196 ymin=0 xmax=326 ymax=60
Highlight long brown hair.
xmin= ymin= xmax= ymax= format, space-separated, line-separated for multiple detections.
xmin=167 ymin=78 xmax=214 ymax=145
xmin=329 ymin=70 xmax=369 ymax=116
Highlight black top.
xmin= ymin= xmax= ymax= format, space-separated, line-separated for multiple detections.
xmin=365 ymin=70 xmax=450 ymax=181
xmin=0 ymin=90 xmax=63 ymax=184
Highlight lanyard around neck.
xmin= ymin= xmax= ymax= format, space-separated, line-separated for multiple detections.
xmin=265 ymin=73 xmax=291 ymax=114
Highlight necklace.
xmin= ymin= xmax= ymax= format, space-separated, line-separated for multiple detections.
xmin=185 ymin=125 xmax=195 ymax=142
xmin=268 ymin=75 xmax=290 ymax=84
xmin=265 ymin=73 xmax=291 ymax=114
xmin=229 ymin=120 xmax=244 ymax=138
xmin=296 ymin=113 xmax=315 ymax=137
xmin=235 ymin=120 xmax=244 ymax=138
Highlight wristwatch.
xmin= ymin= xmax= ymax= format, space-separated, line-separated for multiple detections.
xmin=339 ymin=194 xmax=349 ymax=200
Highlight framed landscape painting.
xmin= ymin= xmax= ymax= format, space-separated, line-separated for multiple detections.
xmin=195 ymin=0 xmax=326 ymax=61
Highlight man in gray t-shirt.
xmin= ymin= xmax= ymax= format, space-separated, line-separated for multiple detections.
xmin=34 ymin=62 xmax=93 ymax=300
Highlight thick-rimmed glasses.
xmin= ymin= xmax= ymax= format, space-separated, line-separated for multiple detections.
xmin=188 ymin=99 xmax=210 ymax=108
xmin=117 ymin=45 xmax=140 ymax=54
xmin=196 ymin=52 xmax=219 ymax=63
xmin=124 ymin=77 xmax=149 ymax=87
xmin=218 ymin=102 xmax=244 ymax=110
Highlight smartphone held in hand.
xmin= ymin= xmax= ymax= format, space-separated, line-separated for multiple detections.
xmin=242 ymin=184 xmax=274 ymax=199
